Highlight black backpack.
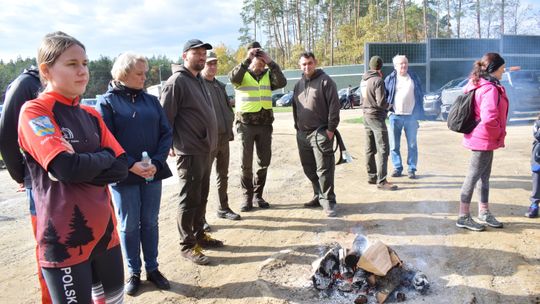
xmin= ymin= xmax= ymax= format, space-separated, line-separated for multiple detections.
xmin=447 ymin=89 xmax=478 ymax=134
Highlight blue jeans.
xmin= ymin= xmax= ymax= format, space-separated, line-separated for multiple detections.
xmin=388 ymin=114 xmax=418 ymax=173
xmin=111 ymin=181 xmax=162 ymax=275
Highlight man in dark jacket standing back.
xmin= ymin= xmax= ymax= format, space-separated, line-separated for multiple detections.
xmin=201 ymin=50 xmax=241 ymax=232
xmin=360 ymin=56 xmax=397 ymax=190
xmin=292 ymin=52 xmax=341 ymax=217
xmin=161 ymin=39 xmax=222 ymax=266
xmin=384 ymin=55 xmax=425 ymax=179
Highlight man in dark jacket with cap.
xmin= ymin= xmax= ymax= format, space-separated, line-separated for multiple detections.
xmin=161 ymin=39 xmax=222 ymax=266
xmin=292 ymin=52 xmax=341 ymax=217
xmin=201 ymin=50 xmax=241 ymax=231
xmin=229 ymin=41 xmax=286 ymax=212
xmin=360 ymin=56 xmax=397 ymax=190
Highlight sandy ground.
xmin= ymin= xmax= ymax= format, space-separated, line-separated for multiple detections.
xmin=0 ymin=109 xmax=539 ymax=304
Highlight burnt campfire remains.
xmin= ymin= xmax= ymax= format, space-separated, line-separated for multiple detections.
xmin=311 ymin=235 xmax=429 ymax=303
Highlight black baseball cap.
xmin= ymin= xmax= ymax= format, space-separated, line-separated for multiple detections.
xmin=183 ymin=39 xmax=212 ymax=52
xmin=246 ymin=41 xmax=262 ymax=50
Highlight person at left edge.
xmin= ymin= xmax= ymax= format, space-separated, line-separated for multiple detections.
xmin=97 ymin=52 xmax=173 ymax=296
xmin=0 ymin=66 xmax=54 ymax=303
xmin=18 ymin=31 xmax=128 ymax=304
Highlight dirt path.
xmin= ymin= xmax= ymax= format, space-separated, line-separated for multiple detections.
xmin=0 ymin=109 xmax=539 ymax=303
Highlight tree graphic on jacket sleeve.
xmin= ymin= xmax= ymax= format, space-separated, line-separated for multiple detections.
xmin=42 ymin=219 xmax=70 ymax=263
xmin=65 ymin=205 xmax=94 ymax=255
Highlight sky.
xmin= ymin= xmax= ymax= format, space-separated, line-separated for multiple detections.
xmin=0 ymin=0 xmax=245 ymax=62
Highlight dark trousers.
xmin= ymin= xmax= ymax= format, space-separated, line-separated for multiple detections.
xmin=296 ymin=129 xmax=336 ymax=210
xmin=531 ymin=172 xmax=540 ymax=206
xmin=237 ymin=123 xmax=272 ymax=202
xmin=175 ymin=153 xmax=211 ymax=251
xmin=211 ymin=134 xmax=231 ymax=211
xmin=364 ymin=116 xmax=390 ymax=184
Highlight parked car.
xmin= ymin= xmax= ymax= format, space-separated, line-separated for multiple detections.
xmin=502 ymin=69 xmax=540 ymax=119
xmin=440 ymin=78 xmax=470 ymax=120
xmin=80 ymin=98 xmax=98 ymax=108
xmin=272 ymin=92 xmax=285 ymax=107
xmin=424 ymin=77 xmax=466 ymax=120
xmin=276 ymin=92 xmax=293 ymax=107
xmin=338 ymin=86 xmax=361 ymax=109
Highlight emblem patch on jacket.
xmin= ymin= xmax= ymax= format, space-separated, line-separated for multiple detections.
xmin=29 ymin=116 xmax=55 ymax=136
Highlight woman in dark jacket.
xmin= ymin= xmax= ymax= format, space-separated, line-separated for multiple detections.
xmin=97 ymin=52 xmax=173 ymax=296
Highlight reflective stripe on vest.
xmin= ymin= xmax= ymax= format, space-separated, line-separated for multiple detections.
xmin=234 ymin=71 xmax=272 ymax=113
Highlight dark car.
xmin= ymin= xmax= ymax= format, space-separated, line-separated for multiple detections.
xmin=502 ymin=70 xmax=540 ymax=120
xmin=276 ymin=92 xmax=293 ymax=107
xmin=440 ymin=78 xmax=470 ymax=120
xmin=424 ymin=77 xmax=467 ymax=120
xmin=338 ymin=86 xmax=361 ymax=109
xmin=272 ymin=92 xmax=285 ymax=107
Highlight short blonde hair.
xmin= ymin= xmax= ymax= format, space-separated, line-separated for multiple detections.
xmin=111 ymin=52 xmax=148 ymax=81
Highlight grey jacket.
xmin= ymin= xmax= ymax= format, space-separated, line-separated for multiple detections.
xmin=292 ymin=69 xmax=341 ymax=132
xmin=203 ymin=77 xmax=234 ymax=140
xmin=161 ymin=64 xmax=218 ymax=155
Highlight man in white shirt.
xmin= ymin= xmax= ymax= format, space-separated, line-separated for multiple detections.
xmin=384 ymin=55 xmax=425 ymax=179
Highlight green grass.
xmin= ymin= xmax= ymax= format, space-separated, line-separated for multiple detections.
xmin=272 ymin=106 xmax=293 ymax=113
xmin=343 ymin=117 xmax=364 ymax=124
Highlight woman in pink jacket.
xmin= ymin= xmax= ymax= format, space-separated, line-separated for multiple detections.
xmin=456 ymin=52 xmax=508 ymax=232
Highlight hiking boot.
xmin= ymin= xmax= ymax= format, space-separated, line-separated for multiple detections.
xmin=367 ymin=177 xmax=377 ymax=184
xmin=377 ymin=181 xmax=398 ymax=191
xmin=198 ymin=233 xmax=224 ymax=248
xmin=181 ymin=245 xmax=209 ymax=265
xmin=203 ymin=219 xmax=211 ymax=232
xmin=125 ymin=274 xmax=141 ymax=296
xmin=456 ymin=214 xmax=485 ymax=231
xmin=240 ymin=201 xmax=253 ymax=212
xmin=303 ymin=198 xmax=322 ymax=208
xmin=391 ymin=170 xmax=402 ymax=177
xmin=147 ymin=269 xmax=170 ymax=290
xmin=525 ymin=205 xmax=539 ymax=218
xmin=254 ymin=198 xmax=270 ymax=209
xmin=478 ymin=211 xmax=503 ymax=228
xmin=408 ymin=171 xmax=417 ymax=179
xmin=217 ymin=209 xmax=241 ymax=220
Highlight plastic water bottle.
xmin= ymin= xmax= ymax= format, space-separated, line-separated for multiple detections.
xmin=141 ymin=151 xmax=154 ymax=182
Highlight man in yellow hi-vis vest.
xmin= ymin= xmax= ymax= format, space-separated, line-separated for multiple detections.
xmin=228 ymin=41 xmax=286 ymax=212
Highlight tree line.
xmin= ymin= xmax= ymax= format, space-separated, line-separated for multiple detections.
xmin=1 ymin=0 xmax=538 ymax=99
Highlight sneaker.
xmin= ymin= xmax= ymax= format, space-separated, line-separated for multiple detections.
xmin=377 ymin=181 xmax=398 ymax=191
xmin=303 ymin=198 xmax=322 ymax=208
xmin=147 ymin=269 xmax=170 ymax=290
xmin=478 ymin=211 xmax=503 ymax=228
xmin=181 ymin=245 xmax=209 ymax=265
xmin=198 ymin=233 xmax=224 ymax=248
xmin=203 ymin=219 xmax=211 ymax=232
xmin=525 ymin=205 xmax=539 ymax=218
xmin=217 ymin=209 xmax=241 ymax=220
xmin=254 ymin=198 xmax=270 ymax=209
xmin=125 ymin=274 xmax=141 ymax=296
xmin=391 ymin=170 xmax=402 ymax=177
xmin=408 ymin=171 xmax=416 ymax=179
xmin=456 ymin=214 xmax=485 ymax=231
xmin=367 ymin=177 xmax=377 ymax=184
xmin=240 ymin=201 xmax=253 ymax=212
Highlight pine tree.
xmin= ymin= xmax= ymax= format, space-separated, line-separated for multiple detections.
xmin=42 ymin=219 xmax=70 ymax=263
xmin=65 ymin=205 xmax=94 ymax=255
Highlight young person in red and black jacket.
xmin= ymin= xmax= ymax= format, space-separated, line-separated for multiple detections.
xmin=18 ymin=31 xmax=128 ymax=303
